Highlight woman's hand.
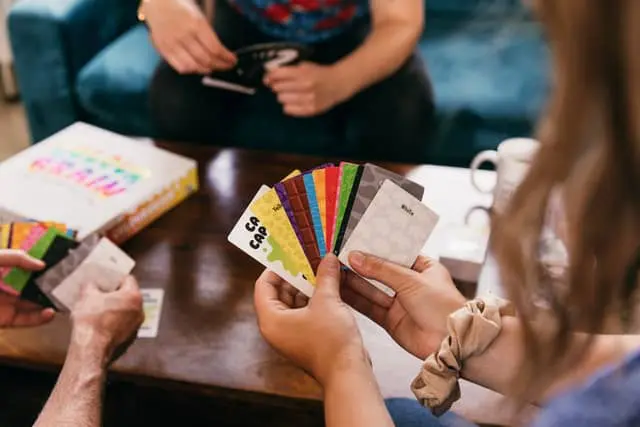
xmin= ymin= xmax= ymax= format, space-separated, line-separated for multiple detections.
xmin=343 ymin=252 xmax=466 ymax=360
xmin=145 ymin=0 xmax=236 ymax=74
xmin=0 ymin=250 xmax=55 ymax=327
xmin=254 ymin=254 xmax=370 ymax=387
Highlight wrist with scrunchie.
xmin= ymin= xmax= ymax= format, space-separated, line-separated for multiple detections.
xmin=410 ymin=297 xmax=515 ymax=416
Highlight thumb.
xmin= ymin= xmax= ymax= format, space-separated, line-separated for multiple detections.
xmin=348 ymin=251 xmax=420 ymax=294
xmin=0 ymin=250 xmax=45 ymax=270
xmin=118 ymin=275 xmax=140 ymax=293
xmin=80 ymin=281 xmax=101 ymax=298
xmin=314 ymin=254 xmax=342 ymax=298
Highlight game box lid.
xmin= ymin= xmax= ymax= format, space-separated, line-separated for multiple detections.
xmin=0 ymin=122 xmax=197 ymax=240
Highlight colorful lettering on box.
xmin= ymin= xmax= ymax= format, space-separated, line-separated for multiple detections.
xmin=29 ymin=147 xmax=150 ymax=198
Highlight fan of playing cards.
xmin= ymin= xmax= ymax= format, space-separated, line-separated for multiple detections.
xmin=1 ymin=221 xmax=135 ymax=312
xmin=228 ymin=162 xmax=440 ymax=297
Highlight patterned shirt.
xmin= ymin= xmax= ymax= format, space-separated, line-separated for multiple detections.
xmin=227 ymin=0 xmax=370 ymax=43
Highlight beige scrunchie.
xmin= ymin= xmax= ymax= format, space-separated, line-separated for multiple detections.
xmin=410 ymin=297 xmax=515 ymax=416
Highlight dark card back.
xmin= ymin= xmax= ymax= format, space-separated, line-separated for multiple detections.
xmin=21 ymin=235 xmax=79 ymax=308
xmin=332 ymin=165 xmax=364 ymax=254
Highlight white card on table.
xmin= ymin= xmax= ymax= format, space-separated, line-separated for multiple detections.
xmin=138 ymin=288 xmax=165 ymax=338
xmin=338 ymin=179 xmax=439 ymax=296
xmin=227 ymin=185 xmax=315 ymax=297
xmin=51 ymin=237 xmax=136 ymax=311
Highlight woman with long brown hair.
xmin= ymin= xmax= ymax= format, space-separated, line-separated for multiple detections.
xmin=253 ymin=0 xmax=640 ymax=425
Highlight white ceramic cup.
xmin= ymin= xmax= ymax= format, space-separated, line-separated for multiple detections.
xmin=470 ymin=138 xmax=540 ymax=213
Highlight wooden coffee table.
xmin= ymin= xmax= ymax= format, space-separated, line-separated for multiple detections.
xmin=0 ymin=143 xmax=502 ymax=422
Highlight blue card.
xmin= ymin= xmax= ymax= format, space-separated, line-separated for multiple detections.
xmin=303 ymin=173 xmax=327 ymax=258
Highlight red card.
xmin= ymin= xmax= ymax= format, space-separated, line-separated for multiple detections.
xmin=324 ymin=166 xmax=339 ymax=253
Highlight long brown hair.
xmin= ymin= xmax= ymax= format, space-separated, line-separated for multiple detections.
xmin=492 ymin=0 xmax=640 ymax=396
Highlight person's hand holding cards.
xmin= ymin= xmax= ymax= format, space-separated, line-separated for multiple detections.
xmin=264 ymin=61 xmax=349 ymax=117
xmin=144 ymin=0 xmax=236 ymax=74
xmin=71 ymin=275 xmax=143 ymax=362
xmin=202 ymin=42 xmax=313 ymax=95
xmin=229 ymin=161 xmax=440 ymax=298
xmin=0 ymin=250 xmax=54 ymax=327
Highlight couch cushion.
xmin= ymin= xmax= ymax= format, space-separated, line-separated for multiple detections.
xmin=419 ymin=17 xmax=550 ymax=155
xmin=427 ymin=0 xmax=526 ymax=16
xmin=76 ymin=24 xmax=161 ymax=136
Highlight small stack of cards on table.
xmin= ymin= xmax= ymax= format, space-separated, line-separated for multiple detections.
xmin=0 ymin=220 xmax=135 ymax=312
xmin=229 ymin=162 xmax=440 ymax=297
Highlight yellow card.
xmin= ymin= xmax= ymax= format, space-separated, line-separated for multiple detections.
xmin=312 ymin=169 xmax=327 ymax=248
xmin=282 ymin=170 xmax=301 ymax=181
xmin=251 ymin=171 xmax=316 ymax=285
xmin=0 ymin=224 xmax=9 ymax=249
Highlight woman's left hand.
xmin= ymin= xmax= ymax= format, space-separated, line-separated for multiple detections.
xmin=254 ymin=254 xmax=370 ymax=387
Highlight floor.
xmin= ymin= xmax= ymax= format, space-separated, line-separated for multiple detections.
xmin=0 ymin=100 xmax=29 ymax=159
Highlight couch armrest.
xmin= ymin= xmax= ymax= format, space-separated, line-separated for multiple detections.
xmin=8 ymin=0 xmax=138 ymax=142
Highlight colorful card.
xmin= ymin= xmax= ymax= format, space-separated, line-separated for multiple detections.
xmin=312 ymin=169 xmax=327 ymax=248
xmin=332 ymin=163 xmax=361 ymax=251
xmin=333 ymin=163 xmax=364 ymax=254
xmin=338 ymin=180 xmax=439 ymax=296
xmin=0 ymin=223 xmax=47 ymax=280
xmin=138 ymin=288 xmax=165 ymax=338
xmin=304 ymin=173 xmax=327 ymax=259
xmin=3 ymin=228 xmax=67 ymax=292
xmin=282 ymin=175 xmax=322 ymax=273
xmin=250 ymin=177 xmax=316 ymax=284
xmin=0 ymin=224 xmax=9 ymax=248
xmin=50 ymin=237 xmax=135 ymax=311
xmin=274 ymin=182 xmax=302 ymax=244
xmin=0 ymin=222 xmax=76 ymax=250
xmin=229 ymin=186 xmax=315 ymax=296
xmin=20 ymin=235 xmax=80 ymax=308
xmin=340 ymin=163 xmax=425 ymax=251
xmin=324 ymin=166 xmax=339 ymax=253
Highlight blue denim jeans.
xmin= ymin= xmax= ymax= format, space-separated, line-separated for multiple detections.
xmin=385 ymin=398 xmax=477 ymax=427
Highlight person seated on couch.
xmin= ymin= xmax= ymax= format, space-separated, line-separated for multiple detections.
xmin=144 ymin=0 xmax=434 ymax=161
xmin=253 ymin=0 xmax=640 ymax=426
xmin=0 ymin=250 xmax=144 ymax=427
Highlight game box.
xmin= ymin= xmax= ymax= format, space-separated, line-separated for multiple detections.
xmin=0 ymin=122 xmax=198 ymax=243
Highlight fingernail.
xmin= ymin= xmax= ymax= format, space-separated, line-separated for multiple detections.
xmin=349 ymin=251 xmax=365 ymax=268
xmin=42 ymin=308 xmax=56 ymax=320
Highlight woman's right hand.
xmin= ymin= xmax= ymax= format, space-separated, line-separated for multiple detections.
xmin=145 ymin=0 xmax=237 ymax=74
xmin=343 ymin=252 xmax=466 ymax=360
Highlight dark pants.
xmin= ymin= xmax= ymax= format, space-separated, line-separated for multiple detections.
xmin=149 ymin=0 xmax=435 ymax=162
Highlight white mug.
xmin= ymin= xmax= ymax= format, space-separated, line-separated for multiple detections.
xmin=470 ymin=138 xmax=540 ymax=213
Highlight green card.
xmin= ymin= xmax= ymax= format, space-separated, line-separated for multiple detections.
xmin=332 ymin=163 xmax=361 ymax=250
xmin=3 ymin=228 xmax=67 ymax=292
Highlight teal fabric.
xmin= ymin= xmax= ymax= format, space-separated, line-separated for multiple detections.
xmin=76 ymin=24 xmax=161 ymax=136
xmin=9 ymin=0 xmax=550 ymax=165
xmin=8 ymin=0 xmax=138 ymax=142
xmin=421 ymin=16 xmax=550 ymax=164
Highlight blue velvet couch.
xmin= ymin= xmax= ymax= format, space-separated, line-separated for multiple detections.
xmin=8 ymin=0 xmax=549 ymax=166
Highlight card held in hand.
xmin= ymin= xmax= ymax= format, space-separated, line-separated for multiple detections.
xmin=282 ymin=175 xmax=322 ymax=273
xmin=339 ymin=163 xmax=425 ymax=251
xmin=49 ymin=237 xmax=135 ymax=311
xmin=338 ymin=180 xmax=439 ymax=297
xmin=229 ymin=186 xmax=315 ymax=296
